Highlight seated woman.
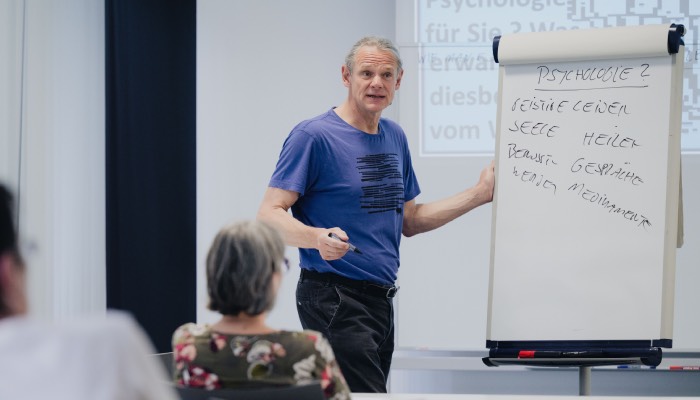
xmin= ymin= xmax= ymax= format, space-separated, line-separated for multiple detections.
xmin=172 ymin=221 xmax=351 ymax=399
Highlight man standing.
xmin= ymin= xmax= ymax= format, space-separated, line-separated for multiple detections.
xmin=258 ymin=36 xmax=494 ymax=392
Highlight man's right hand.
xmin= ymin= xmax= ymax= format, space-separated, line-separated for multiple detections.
xmin=317 ymin=228 xmax=350 ymax=260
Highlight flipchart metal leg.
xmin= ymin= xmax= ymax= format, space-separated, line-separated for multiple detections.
xmin=579 ymin=366 xmax=591 ymax=396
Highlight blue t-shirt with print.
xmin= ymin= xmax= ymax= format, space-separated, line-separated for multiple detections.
xmin=269 ymin=108 xmax=421 ymax=286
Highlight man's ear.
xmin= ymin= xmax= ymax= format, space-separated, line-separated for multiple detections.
xmin=341 ymin=65 xmax=351 ymax=88
xmin=0 ymin=253 xmax=12 ymax=311
xmin=0 ymin=252 xmax=11 ymax=287
xmin=395 ymin=68 xmax=404 ymax=90
xmin=0 ymin=251 xmax=27 ymax=315
xmin=0 ymin=252 xmax=19 ymax=295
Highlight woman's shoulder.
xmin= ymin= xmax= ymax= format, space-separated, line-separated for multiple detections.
xmin=275 ymin=329 xmax=327 ymax=342
xmin=268 ymin=330 xmax=329 ymax=350
xmin=299 ymin=329 xmax=328 ymax=341
xmin=276 ymin=330 xmax=337 ymax=362
xmin=172 ymin=322 xmax=212 ymax=342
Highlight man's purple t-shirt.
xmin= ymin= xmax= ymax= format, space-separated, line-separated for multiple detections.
xmin=269 ymin=108 xmax=421 ymax=285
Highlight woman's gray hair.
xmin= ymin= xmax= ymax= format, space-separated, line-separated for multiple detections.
xmin=345 ymin=36 xmax=403 ymax=73
xmin=206 ymin=220 xmax=285 ymax=316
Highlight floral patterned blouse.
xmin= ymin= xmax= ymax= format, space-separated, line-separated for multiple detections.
xmin=172 ymin=323 xmax=351 ymax=400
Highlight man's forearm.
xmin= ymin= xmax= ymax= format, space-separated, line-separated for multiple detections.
xmin=257 ymin=207 xmax=322 ymax=249
xmin=403 ymin=184 xmax=492 ymax=237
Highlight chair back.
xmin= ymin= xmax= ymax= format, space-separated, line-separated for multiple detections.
xmin=175 ymin=382 xmax=325 ymax=400
xmin=153 ymin=352 xmax=174 ymax=376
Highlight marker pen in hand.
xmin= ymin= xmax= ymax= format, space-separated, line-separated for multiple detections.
xmin=328 ymin=232 xmax=363 ymax=254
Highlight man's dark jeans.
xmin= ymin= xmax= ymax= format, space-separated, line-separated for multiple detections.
xmin=296 ymin=275 xmax=395 ymax=393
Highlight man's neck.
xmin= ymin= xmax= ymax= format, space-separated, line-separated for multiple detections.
xmin=334 ymin=102 xmax=381 ymax=134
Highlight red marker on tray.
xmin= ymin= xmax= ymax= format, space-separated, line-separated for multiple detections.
xmin=669 ymin=366 xmax=700 ymax=371
xmin=518 ymin=350 xmax=561 ymax=358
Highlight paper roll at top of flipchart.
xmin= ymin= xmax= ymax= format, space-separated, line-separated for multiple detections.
xmin=495 ymin=24 xmax=679 ymax=65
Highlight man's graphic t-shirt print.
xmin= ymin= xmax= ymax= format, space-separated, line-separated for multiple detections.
xmin=357 ymin=153 xmax=404 ymax=214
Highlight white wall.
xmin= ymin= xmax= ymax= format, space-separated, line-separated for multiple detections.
xmin=0 ymin=1 xmax=23 ymax=194
xmin=394 ymin=0 xmax=497 ymax=351
xmin=0 ymin=0 xmax=105 ymax=319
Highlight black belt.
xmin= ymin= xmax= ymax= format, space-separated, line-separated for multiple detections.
xmin=300 ymin=269 xmax=399 ymax=298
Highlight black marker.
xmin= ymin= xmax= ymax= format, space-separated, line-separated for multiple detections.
xmin=328 ymin=232 xmax=362 ymax=254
